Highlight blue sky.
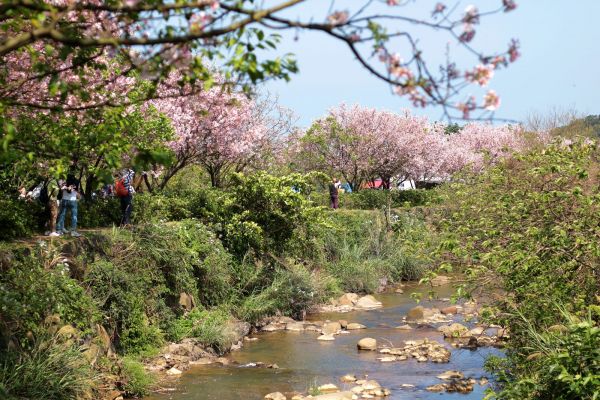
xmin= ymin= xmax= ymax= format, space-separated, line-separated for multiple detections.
xmin=261 ymin=1 xmax=600 ymax=126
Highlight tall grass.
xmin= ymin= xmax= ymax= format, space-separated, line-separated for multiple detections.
xmin=0 ymin=337 xmax=95 ymax=400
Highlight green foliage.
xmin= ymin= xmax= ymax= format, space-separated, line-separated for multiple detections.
xmin=120 ymin=357 xmax=154 ymax=397
xmin=0 ymin=247 xmax=99 ymax=345
xmin=433 ymin=141 xmax=600 ymax=397
xmin=486 ymin=309 xmax=600 ymax=399
xmin=0 ymin=337 xmax=95 ymax=400
xmin=218 ymin=172 xmax=325 ymax=258
xmin=168 ymin=307 xmax=233 ymax=352
xmin=310 ymin=189 xmax=438 ymax=210
xmin=0 ymin=197 xmax=42 ymax=240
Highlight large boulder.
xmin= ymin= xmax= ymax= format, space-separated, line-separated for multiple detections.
xmin=178 ymin=292 xmax=196 ymax=311
xmin=357 ymin=337 xmax=377 ymax=351
xmin=355 ymin=295 xmax=382 ymax=309
xmin=321 ymin=321 xmax=342 ymax=335
xmin=338 ymin=293 xmax=359 ymax=306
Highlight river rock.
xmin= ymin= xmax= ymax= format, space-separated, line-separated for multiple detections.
xmin=340 ymin=374 xmax=357 ymax=383
xmin=338 ymin=293 xmax=359 ymax=306
xmin=357 ymin=338 xmax=377 ymax=351
xmin=166 ymin=367 xmax=182 ymax=375
xmin=262 ymin=323 xmax=286 ymax=332
xmin=406 ymin=306 xmax=424 ymax=320
xmin=318 ymin=383 xmax=339 ymax=393
xmin=318 ymin=334 xmax=335 ymax=341
xmin=437 ymin=370 xmax=464 ymax=380
xmin=441 ymin=306 xmax=458 ymax=315
xmin=322 ymin=321 xmax=342 ymax=335
xmin=355 ymin=295 xmax=382 ymax=309
xmin=395 ymin=324 xmax=413 ymax=330
xmin=438 ymin=323 xmax=469 ymax=338
xmin=286 ymin=322 xmax=305 ymax=331
xmin=178 ymin=292 xmax=196 ymax=311
xmin=395 ymin=288 xmax=404 ymax=294
xmin=264 ymin=392 xmax=286 ymax=400
xmin=426 ymin=384 xmax=445 ymax=392
xmin=430 ymin=275 xmax=451 ymax=286
xmin=311 ymin=392 xmax=353 ymax=400
xmin=338 ymin=320 xmax=348 ymax=329
xmin=346 ymin=323 xmax=366 ymax=330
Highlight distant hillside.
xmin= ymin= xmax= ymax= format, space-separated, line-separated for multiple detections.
xmin=553 ymin=115 xmax=600 ymax=138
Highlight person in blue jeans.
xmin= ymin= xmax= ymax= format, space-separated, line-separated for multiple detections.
xmin=56 ymin=175 xmax=81 ymax=237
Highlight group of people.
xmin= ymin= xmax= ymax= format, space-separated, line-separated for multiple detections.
xmin=20 ymin=166 xmax=136 ymax=237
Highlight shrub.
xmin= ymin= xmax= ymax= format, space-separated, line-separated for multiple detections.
xmin=167 ymin=307 xmax=233 ymax=352
xmin=120 ymin=357 xmax=154 ymax=397
xmin=0 ymin=197 xmax=44 ymax=240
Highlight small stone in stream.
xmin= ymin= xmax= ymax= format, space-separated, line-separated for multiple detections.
xmin=430 ymin=275 xmax=451 ymax=286
xmin=378 ymin=356 xmax=397 ymax=362
xmin=291 ymin=396 xmax=304 ymax=400
xmin=318 ymin=383 xmax=339 ymax=393
xmin=361 ymin=380 xmax=381 ymax=390
xmin=216 ymin=357 xmax=229 ymax=365
xmin=416 ymin=356 xmax=428 ymax=362
xmin=426 ymin=384 xmax=446 ymax=392
xmin=399 ymin=384 xmax=415 ymax=389
xmin=318 ymin=334 xmax=335 ymax=341
xmin=322 ymin=321 xmax=342 ymax=335
xmin=264 ymin=392 xmax=286 ymax=400
xmin=346 ymin=323 xmax=366 ymax=330
xmin=395 ymin=288 xmax=404 ymax=294
xmin=268 ymin=363 xmax=280 ymax=369
xmin=406 ymin=306 xmax=424 ymax=321
xmin=166 ymin=367 xmax=182 ymax=375
xmin=479 ymin=377 xmax=489 ymax=385
xmin=395 ymin=324 xmax=412 ymax=330
xmin=355 ymin=295 xmax=383 ymax=309
xmin=339 ymin=320 xmax=348 ymax=329
xmin=357 ymin=338 xmax=377 ymax=351
xmin=341 ymin=374 xmax=357 ymax=383
xmin=441 ymin=306 xmax=458 ymax=315
xmin=438 ymin=323 xmax=469 ymax=338
xmin=244 ymin=336 xmax=259 ymax=341
xmin=437 ymin=370 xmax=464 ymax=380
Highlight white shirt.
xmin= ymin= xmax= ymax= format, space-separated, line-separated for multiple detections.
xmin=62 ymin=189 xmax=78 ymax=201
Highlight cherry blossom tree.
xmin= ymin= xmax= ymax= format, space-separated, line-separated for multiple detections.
xmin=149 ymin=80 xmax=296 ymax=188
xmin=295 ymin=103 xmax=543 ymax=189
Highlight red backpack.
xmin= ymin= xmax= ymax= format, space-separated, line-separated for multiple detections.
xmin=115 ymin=178 xmax=128 ymax=197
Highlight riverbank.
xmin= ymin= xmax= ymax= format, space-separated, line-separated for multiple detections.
xmin=0 ymin=206 xmax=435 ymax=400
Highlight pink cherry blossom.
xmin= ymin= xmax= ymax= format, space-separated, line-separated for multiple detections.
xmin=327 ymin=11 xmax=349 ymax=26
xmin=465 ymin=64 xmax=495 ymax=86
xmin=483 ymin=90 xmax=501 ymax=111
xmin=503 ymin=0 xmax=517 ymax=12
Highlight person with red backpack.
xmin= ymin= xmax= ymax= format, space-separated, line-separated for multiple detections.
xmin=116 ymin=168 xmax=135 ymax=227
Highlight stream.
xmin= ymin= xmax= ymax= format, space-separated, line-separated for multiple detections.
xmin=146 ymin=283 xmax=502 ymax=400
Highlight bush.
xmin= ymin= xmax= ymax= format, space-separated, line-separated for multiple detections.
xmin=120 ymin=357 xmax=154 ymax=397
xmin=486 ymin=308 xmax=600 ymax=399
xmin=0 ymin=197 xmax=44 ymax=240
xmin=168 ymin=307 xmax=233 ymax=352
xmin=0 ymin=337 xmax=95 ymax=400
xmin=433 ymin=141 xmax=600 ymax=396
xmin=309 ymin=189 xmax=438 ymax=210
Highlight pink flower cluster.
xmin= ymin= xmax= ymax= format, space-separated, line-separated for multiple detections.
xmin=297 ymin=104 xmax=545 ymax=185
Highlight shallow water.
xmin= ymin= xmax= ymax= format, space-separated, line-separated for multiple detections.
xmin=146 ymin=284 xmax=502 ymax=400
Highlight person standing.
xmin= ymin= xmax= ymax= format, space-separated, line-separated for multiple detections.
xmin=116 ymin=168 xmax=135 ymax=226
xmin=328 ymin=177 xmax=340 ymax=209
xmin=56 ymin=171 xmax=81 ymax=237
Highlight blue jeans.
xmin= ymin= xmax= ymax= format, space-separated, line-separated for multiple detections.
xmin=57 ymin=199 xmax=78 ymax=232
